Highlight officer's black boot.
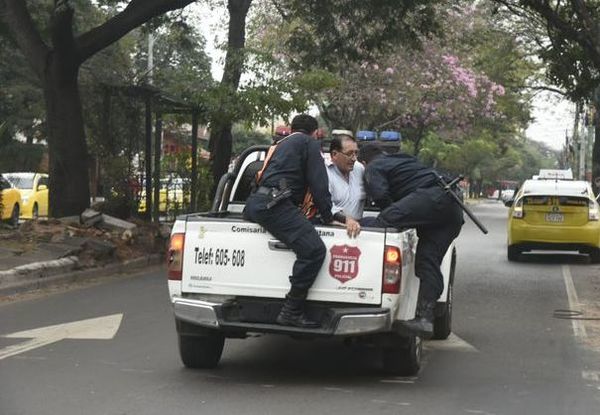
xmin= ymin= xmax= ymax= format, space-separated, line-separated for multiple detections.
xmin=403 ymin=300 xmax=435 ymax=339
xmin=276 ymin=293 xmax=320 ymax=329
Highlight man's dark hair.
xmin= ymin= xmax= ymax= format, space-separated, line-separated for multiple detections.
xmin=330 ymin=134 xmax=356 ymax=153
xmin=291 ymin=114 xmax=318 ymax=135
xmin=358 ymin=143 xmax=384 ymax=164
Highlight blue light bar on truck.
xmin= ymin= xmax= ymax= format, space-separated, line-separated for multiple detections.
xmin=379 ymin=131 xmax=401 ymax=141
xmin=356 ymin=130 xmax=377 ymax=141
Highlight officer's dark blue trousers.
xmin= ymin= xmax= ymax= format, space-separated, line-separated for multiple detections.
xmin=361 ymin=187 xmax=463 ymax=302
xmin=244 ymin=193 xmax=326 ymax=294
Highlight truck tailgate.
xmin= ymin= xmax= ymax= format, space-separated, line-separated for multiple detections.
xmin=181 ymin=220 xmax=385 ymax=305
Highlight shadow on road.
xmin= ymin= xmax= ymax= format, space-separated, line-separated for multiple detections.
xmin=516 ymin=252 xmax=591 ymax=265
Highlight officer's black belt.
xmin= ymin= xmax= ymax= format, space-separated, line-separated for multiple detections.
xmin=256 ymin=186 xmax=275 ymax=195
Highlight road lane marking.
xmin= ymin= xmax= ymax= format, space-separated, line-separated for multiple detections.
xmin=379 ymin=379 xmax=415 ymax=384
xmin=0 ymin=313 xmax=123 ymax=361
xmin=582 ymin=370 xmax=600 ymax=381
xmin=561 ymin=265 xmax=587 ymax=340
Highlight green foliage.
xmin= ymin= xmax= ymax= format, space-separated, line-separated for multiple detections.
xmin=418 ymin=129 xmax=558 ymax=190
xmin=131 ymin=19 xmax=214 ymax=103
xmin=162 ymin=152 xmax=214 ymax=213
xmin=494 ymin=1 xmax=600 ymax=102
xmin=271 ymin=0 xmax=444 ymax=71
xmin=98 ymin=156 xmax=136 ymax=219
xmin=0 ymin=141 xmax=45 ymax=173
xmin=231 ymin=124 xmax=270 ymax=155
xmin=0 ymin=32 xmax=45 ymax=144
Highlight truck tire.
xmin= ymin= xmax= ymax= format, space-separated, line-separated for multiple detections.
xmin=178 ymin=331 xmax=225 ymax=369
xmin=433 ymin=282 xmax=453 ymax=340
xmin=382 ymin=334 xmax=422 ymax=376
xmin=507 ymin=245 xmax=521 ymax=261
xmin=589 ymin=248 xmax=600 ymax=264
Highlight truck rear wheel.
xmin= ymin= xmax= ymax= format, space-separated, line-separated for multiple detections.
xmin=382 ymin=334 xmax=422 ymax=376
xmin=178 ymin=331 xmax=225 ymax=369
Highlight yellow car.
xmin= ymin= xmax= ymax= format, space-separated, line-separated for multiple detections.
xmin=506 ymin=179 xmax=600 ymax=262
xmin=138 ymin=178 xmax=189 ymax=214
xmin=3 ymin=172 xmax=49 ymax=219
xmin=0 ymin=175 xmax=22 ymax=226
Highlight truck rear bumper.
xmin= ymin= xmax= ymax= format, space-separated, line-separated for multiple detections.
xmin=173 ymin=296 xmax=392 ymax=336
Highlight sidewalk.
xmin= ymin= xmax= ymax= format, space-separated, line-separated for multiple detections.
xmin=0 ymin=216 xmax=168 ymax=297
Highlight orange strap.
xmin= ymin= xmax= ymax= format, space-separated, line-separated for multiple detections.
xmin=300 ymin=191 xmax=317 ymax=219
xmin=255 ymin=144 xmax=278 ymax=185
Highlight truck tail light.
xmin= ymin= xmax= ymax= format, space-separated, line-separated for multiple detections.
xmin=167 ymin=233 xmax=185 ymax=280
xmin=382 ymin=245 xmax=401 ymax=294
xmin=589 ymin=200 xmax=599 ymax=221
xmin=512 ymin=198 xmax=524 ymax=218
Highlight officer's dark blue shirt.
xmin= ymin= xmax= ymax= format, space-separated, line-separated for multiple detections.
xmin=259 ymin=132 xmax=333 ymax=223
xmin=364 ymin=153 xmax=437 ymax=209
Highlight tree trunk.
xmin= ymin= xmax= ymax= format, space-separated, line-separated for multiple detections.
xmin=210 ymin=121 xmax=234 ymax=188
xmin=44 ymin=70 xmax=90 ymax=217
xmin=43 ymin=63 xmax=90 ymax=217
xmin=209 ymin=0 xmax=252 ymax=193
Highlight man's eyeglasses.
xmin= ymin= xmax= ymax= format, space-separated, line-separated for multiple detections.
xmin=336 ymin=150 xmax=358 ymax=159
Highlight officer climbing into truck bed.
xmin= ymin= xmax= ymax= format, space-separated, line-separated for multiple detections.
xmin=244 ymin=114 xmax=334 ymax=328
xmin=358 ymin=142 xmax=464 ymax=338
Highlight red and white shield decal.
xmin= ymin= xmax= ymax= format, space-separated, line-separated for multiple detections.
xmin=329 ymin=245 xmax=361 ymax=283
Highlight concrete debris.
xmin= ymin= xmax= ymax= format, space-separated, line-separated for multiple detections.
xmin=83 ymin=238 xmax=116 ymax=260
xmin=121 ymin=229 xmax=133 ymax=243
xmin=80 ymin=208 xmax=103 ymax=227
xmin=0 ymin=210 xmax=166 ymax=274
xmin=99 ymin=214 xmax=137 ymax=232
xmin=57 ymin=216 xmax=80 ymax=226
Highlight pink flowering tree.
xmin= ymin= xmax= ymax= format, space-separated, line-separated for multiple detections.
xmin=319 ymin=43 xmax=506 ymax=154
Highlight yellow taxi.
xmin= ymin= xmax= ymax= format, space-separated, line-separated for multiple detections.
xmin=506 ymin=179 xmax=600 ymax=262
xmin=0 ymin=174 xmax=22 ymax=226
xmin=3 ymin=172 xmax=49 ymax=219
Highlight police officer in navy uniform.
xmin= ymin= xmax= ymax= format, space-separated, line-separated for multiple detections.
xmin=244 ymin=114 xmax=334 ymax=328
xmin=358 ymin=143 xmax=463 ymax=338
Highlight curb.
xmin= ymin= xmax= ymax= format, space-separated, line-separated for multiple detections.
xmin=0 ymin=254 xmax=164 ymax=297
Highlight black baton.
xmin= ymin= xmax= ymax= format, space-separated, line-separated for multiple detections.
xmin=435 ymin=173 xmax=488 ymax=235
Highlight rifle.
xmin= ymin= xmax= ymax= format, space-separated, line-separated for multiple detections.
xmin=435 ymin=173 xmax=488 ymax=235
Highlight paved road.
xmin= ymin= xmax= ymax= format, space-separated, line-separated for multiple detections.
xmin=1 ymin=201 xmax=600 ymax=415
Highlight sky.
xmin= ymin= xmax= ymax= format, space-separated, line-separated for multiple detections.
xmin=525 ymin=91 xmax=574 ymax=150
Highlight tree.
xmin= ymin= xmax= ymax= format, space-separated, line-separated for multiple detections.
xmin=206 ymin=0 xmax=447 ymax=190
xmin=316 ymin=47 xmax=506 ymax=155
xmin=494 ymin=0 xmax=600 ymax=191
xmin=0 ymin=0 xmax=197 ymax=217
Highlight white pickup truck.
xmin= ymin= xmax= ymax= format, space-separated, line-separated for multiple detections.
xmin=167 ymin=145 xmax=457 ymax=375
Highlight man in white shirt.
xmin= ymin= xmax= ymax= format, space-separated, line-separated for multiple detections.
xmin=326 ymin=131 xmax=365 ymax=237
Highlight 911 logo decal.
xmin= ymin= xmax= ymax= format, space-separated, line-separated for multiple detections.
xmin=329 ymin=245 xmax=361 ymax=283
